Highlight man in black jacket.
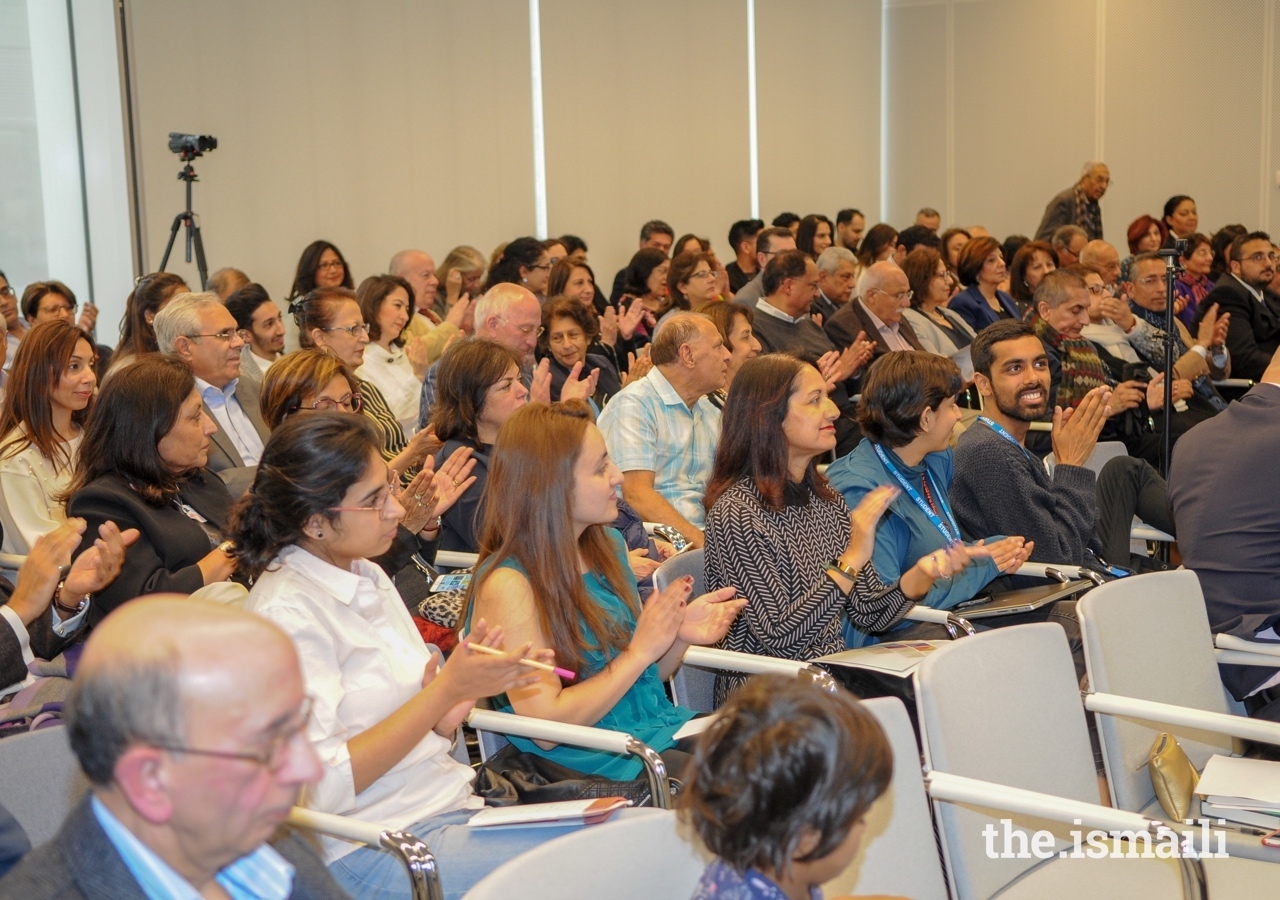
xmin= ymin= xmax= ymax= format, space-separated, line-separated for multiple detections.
xmin=1192 ymin=231 xmax=1279 ymax=380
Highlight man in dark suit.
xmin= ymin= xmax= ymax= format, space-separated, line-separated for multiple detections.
xmin=0 ymin=595 xmax=345 ymax=898
xmin=825 ymin=261 xmax=924 ymax=358
xmin=1191 ymin=231 xmax=1280 ymax=381
xmin=1169 ymin=347 xmax=1280 ymax=721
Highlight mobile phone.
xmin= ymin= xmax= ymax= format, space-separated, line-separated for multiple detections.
xmin=1262 ymin=827 xmax=1280 ymax=848
xmin=430 ymin=573 xmax=472 ymax=593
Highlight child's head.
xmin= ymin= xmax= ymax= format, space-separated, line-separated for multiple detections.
xmin=680 ymin=676 xmax=893 ymax=885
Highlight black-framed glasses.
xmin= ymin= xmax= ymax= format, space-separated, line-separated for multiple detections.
xmin=322 ymin=322 xmax=370 ymax=338
xmin=150 ymin=696 xmax=314 ymax=772
xmin=317 ymin=259 xmax=346 ymax=271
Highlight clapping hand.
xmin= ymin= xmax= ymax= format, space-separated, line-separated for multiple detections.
xmin=530 ymin=358 xmax=553 ymax=404
xmin=677 ymin=585 xmax=746 ymax=646
xmin=621 ymin=347 xmax=654 ymax=387
xmin=598 ymin=306 xmax=620 ymax=347
xmin=972 ymin=535 xmax=1034 ymax=574
xmin=1051 ymin=385 xmax=1111 ymax=467
xmin=560 ymin=361 xmax=601 ymax=403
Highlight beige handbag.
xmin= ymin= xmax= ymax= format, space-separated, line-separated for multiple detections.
xmin=1147 ymin=732 xmax=1199 ymax=822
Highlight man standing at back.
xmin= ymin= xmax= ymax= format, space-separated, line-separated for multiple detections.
xmin=0 ymin=595 xmax=343 ymax=898
xmin=1036 ymin=162 xmax=1110 ymax=241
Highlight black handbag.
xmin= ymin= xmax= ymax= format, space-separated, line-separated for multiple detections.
xmin=473 ymin=742 xmax=678 ymax=808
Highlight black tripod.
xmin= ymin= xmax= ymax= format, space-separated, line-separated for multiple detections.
xmin=1154 ymin=239 xmax=1187 ymax=565
xmin=158 ymin=155 xmax=209 ymax=290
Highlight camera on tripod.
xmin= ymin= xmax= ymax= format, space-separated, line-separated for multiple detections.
xmin=167 ymin=132 xmax=217 ymax=158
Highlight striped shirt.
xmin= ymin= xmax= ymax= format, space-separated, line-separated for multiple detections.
xmin=356 ymin=376 xmax=407 ymax=464
xmin=596 ymin=367 xmax=721 ymax=528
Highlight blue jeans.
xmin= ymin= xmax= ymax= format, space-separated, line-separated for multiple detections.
xmin=328 ymin=807 xmax=585 ymax=900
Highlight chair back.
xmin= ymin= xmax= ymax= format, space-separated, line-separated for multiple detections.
xmin=466 ymin=809 xmax=706 ymax=898
xmin=1077 ymin=570 xmax=1240 ymax=812
xmin=655 ymin=550 xmax=718 ymax=712
xmin=915 ymin=624 xmax=1099 ymax=899
xmin=1043 ymin=440 xmax=1128 ymax=477
xmin=0 ymin=726 xmax=89 ymax=846
xmin=823 ymin=697 xmax=947 ymax=899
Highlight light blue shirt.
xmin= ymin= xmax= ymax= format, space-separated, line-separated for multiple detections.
xmin=91 ymin=796 xmax=295 ymax=900
xmin=198 ymin=377 xmax=264 ymax=466
xmin=596 ymin=366 xmax=721 ymax=528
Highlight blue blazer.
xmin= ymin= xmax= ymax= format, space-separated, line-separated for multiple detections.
xmin=948 ymin=284 xmax=1021 ymax=332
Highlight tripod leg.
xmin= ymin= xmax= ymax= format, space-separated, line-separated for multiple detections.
xmin=191 ymin=219 xmax=209 ymax=291
xmin=158 ymin=211 xmax=187 ymax=273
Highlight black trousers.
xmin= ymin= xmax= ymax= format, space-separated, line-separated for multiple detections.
xmin=1094 ymin=455 xmax=1176 ymax=569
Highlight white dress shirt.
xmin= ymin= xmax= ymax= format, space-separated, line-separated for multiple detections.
xmin=357 ymin=344 xmax=422 ymax=436
xmin=0 ymin=426 xmax=82 ymax=554
xmin=196 ymin=377 xmax=264 ymax=466
xmin=244 ymin=546 xmax=480 ymax=863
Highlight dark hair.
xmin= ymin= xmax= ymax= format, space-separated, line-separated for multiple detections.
xmin=356 ymin=274 xmax=415 ymax=346
xmin=547 ymin=258 xmax=595 ymax=299
xmin=639 ymin=220 xmax=674 ymax=242
xmin=117 ymin=272 xmax=189 ymax=357
xmin=1179 ymin=232 xmax=1211 ymax=261
xmin=558 ymin=234 xmax=588 ymax=255
xmin=229 ymin=412 xmax=383 ymax=579
xmin=970 ymin=319 xmax=1039 ymax=379
xmin=542 ymin=237 xmax=566 ymax=253
xmin=1000 ymin=235 xmax=1030 ymax=274
xmin=674 ymin=234 xmax=710 ymax=257
xmin=1009 ymin=241 xmax=1058 ymax=305
xmin=857 ymin=352 xmax=962 ymax=447
xmin=955 ymin=235 xmax=1002 ymax=287
xmin=755 ymin=226 xmax=795 ymax=257
xmin=728 ymin=219 xmax=765 ymax=251
xmin=835 ymin=208 xmax=863 ymax=227
xmin=260 ymin=348 xmax=359 ymax=430
xmin=430 ymin=338 xmax=524 ymax=444
xmin=1162 ymin=194 xmax=1194 ymax=222
xmin=668 ymin=250 xmax=715 ymax=310
xmin=940 ymin=227 xmax=971 ymax=265
xmin=620 ymin=248 xmax=670 ymax=298
xmin=680 ymin=675 xmax=892 ymax=879
xmin=63 ymin=355 xmax=197 ymax=505
xmin=288 ymin=240 xmax=353 ymax=301
xmin=796 ymin=215 xmax=834 ymax=260
xmin=771 ymin=212 xmax=800 ymax=229
xmin=897 ymin=225 xmax=942 ymax=255
xmin=1126 ymin=215 xmax=1168 ymax=255
xmin=761 ymin=250 xmax=809 ymax=297
xmin=223 ymin=283 xmax=274 ymax=332
xmin=538 ymin=295 xmax=600 ymax=358
xmin=0 ymin=320 xmax=95 ymax=472
xmin=291 ymin=286 xmax=358 ymax=348
xmin=704 ymin=355 xmax=837 ymax=512
xmin=695 ymin=300 xmax=753 ymax=353
xmin=21 ymin=280 xmax=77 ymax=322
xmin=857 ymin=224 xmax=898 ymax=269
xmin=484 ymin=237 xmax=546 ymax=292
xmin=902 ymin=247 xmax=945 ymax=310
xmin=1231 ymin=230 xmax=1274 ymax=262
xmin=1210 ymin=225 xmax=1247 ymax=280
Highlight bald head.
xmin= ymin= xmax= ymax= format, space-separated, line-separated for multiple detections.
xmin=474 ymin=283 xmax=541 ymax=362
xmin=388 ymin=249 xmax=438 ymax=314
xmin=1079 ymin=240 xmax=1121 ymax=285
xmin=858 ymin=261 xmax=911 ymax=324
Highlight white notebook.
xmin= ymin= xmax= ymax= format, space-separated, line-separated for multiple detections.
xmin=468 ymin=797 xmax=632 ymax=828
xmin=1195 ymin=754 xmax=1280 ymax=810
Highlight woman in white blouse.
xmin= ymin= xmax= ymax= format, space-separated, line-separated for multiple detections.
xmin=356 ymin=274 xmax=429 ymax=435
xmin=232 ymin=412 xmax=583 ymax=900
xmin=0 ymin=321 xmax=97 ymax=553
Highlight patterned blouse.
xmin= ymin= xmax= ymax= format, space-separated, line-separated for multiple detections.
xmin=356 ymin=375 xmax=408 ymax=464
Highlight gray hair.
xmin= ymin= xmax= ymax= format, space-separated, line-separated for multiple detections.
xmin=153 ymin=291 xmax=224 ymax=353
xmin=1033 ymin=268 xmax=1088 ymax=310
xmin=816 ymin=245 xmax=856 ymax=275
xmin=473 ymin=283 xmax=532 ymax=330
xmin=650 ymin=312 xmax=712 ymax=366
xmin=856 ymin=261 xmax=897 ymax=300
xmin=1080 ymin=161 xmax=1107 ymax=179
xmin=66 ymin=646 xmax=184 ymax=785
xmin=1050 ymin=224 xmax=1088 ymax=251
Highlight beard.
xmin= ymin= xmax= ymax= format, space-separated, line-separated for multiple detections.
xmin=994 ymin=384 xmax=1049 ymax=422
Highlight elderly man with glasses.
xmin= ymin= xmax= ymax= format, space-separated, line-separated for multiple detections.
xmin=826 ymin=260 xmax=925 ymax=358
xmin=1192 ymin=231 xmax=1280 ymax=380
xmin=0 ymin=594 xmax=344 ymax=898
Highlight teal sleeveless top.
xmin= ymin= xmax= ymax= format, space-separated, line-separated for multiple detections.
xmin=471 ymin=530 xmax=694 ymax=780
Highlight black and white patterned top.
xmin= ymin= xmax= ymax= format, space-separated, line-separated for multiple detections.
xmin=704 ymin=478 xmax=914 ymax=704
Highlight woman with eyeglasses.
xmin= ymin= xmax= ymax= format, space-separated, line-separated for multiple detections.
xmin=1173 ymin=233 xmax=1215 ymax=327
xmin=355 ymin=274 xmax=427 ymax=435
xmin=233 ymin=412 xmax=574 ymax=900
xmin=111 ymin=272 xmax=189 ymax=378
xmin=286 ymin=240 xmax=353 ymax=305
xmin=0 ymin=321 xmax=97 ymax=553
xmin=665 ymin=250 xmax=721 ymax=325
xmin=900 ymin=247 xmax=977 ymax=382
xmin=291 ymin=287 xmax=438 ymax=479
xmin=484 ymin=237 xmax=551 ymax=301
xmin=63 ymin=355 xmax=240 ymax=628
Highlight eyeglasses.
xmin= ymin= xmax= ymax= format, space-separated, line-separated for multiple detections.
xmin=1240 ymin=252 xmax=1279 ymax=264
xmin=1135 ymin=275 xmax=1164 ymax=287
xmin=869 ymin=288 xmax=914 ymax=303
xmin=529 ymin=263 xmax=551 ymax=272
xmin=317 ymin=259 xmax=346 ymax=271
xmin=688 ymin=270 xmax=716 ymax=281
xmin=307 ymin=392 xmax=363 ymax=413
xmin=329 ymin=475 xmax=403 ymax=520
xmin=186 ymin=329 xmax=242 ymax=343
xmin=39 ymin=304 xmax=76 ymax=315
xmin=1084 ymin=283 xmax=1108 ymax=295
xmin=150 ymin=697 xmax=313 ymax=772
xmin=321 ymin=322 xmax=370 ymax=338
xmin=0 ymin=286 xmax=14 ymax=298
xmin=497 ymin=316 xmax=543 ymax=337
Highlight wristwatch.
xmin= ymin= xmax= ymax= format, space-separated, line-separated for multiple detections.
xmin=52 ymin=580 xmax=89 ymax=618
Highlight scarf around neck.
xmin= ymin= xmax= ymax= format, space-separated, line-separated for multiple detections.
xmin=1030 ymin=312 xmax=1110 ymax=409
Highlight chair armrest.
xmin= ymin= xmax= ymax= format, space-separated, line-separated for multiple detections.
xmin=680 ymin=646 xmax=839 ymax=693
xmin=466 ymin=709 xmax=671 ymax=808
xmin=434 ymin=550 xmax=478 ymax=569
xmin=289 ymin=808 xmax=442 ymax=900
xmin=1130 ymin=525 xmax=1175 ymax=542
xmin=1212 ymin=379 xmax=1254 ymax=388
xmin=904 ymin=605 xmax=976 ymax=638
xmin=1084 ymin=691 xmax=1280 ymax=746
xmin=642 ymin=522 xmax=689 ymax=551
xmin=1027 ymin=421 xmax=1053 ymax=432
xmin=1216 ymin=634 xmax=1280 ymax=658
xmin=1215 ymin=648 xmax=1280 ymax=667
xmin=0 ymin=553 xmax=26 ymax=570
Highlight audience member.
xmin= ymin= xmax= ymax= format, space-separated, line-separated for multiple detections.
xmin=900 ymin=247 xmax=975 ymax=380
xmin=597 ymin=313 xmax=728 ymax=546
xmin=1209 ymin=225 xmax=1247 ymax=282
xmin=796 ymin=214 xmax=834 ymax=261
xmin=616 ymin=247 xmax=669 ymax=344
xmin=773 ymin=212 xmax=801 ymax=236
xmin=1191 ymin=231 xmax=1279 ymax=380
xmin=1035 ymin=161 xmax=1109 ymax=241
xmin=20 ymin=281 xmax=80 ymax=330
xmin=1008 ymin=240 xmax=1058 ymax=314
xmin=548 ymin=259 xmax=645 ymax=369
xmin=64 ymin=355 xmax=238 ymax=629
xmin=1051 ymin=224 xmax=1089 ymax=267
xmin=826 ymin=353 xmax=1029 ymax=646
xmin=826 ymin=260 xmax=924 ymax=358
xmin=259 ymin=349 xmax=364 ymax=430
xmin=732 ymin=226 xmax=796 ymax=308
xmin=390 ymin=249 xmax=463 ymax=359
xmin=856 ymin=223 xmax=900 ymax=269
xmin=812 ymin=246 xmax=858 ymax=322
xmin=466 ymin=400 xmax=745 ymax=778
xmin=543 ymin=237 xmax=567 ymax=267
xmin=695 ymin=301 xmax=759 ymax=405
xmin=952 ymin=320 xmax=1175 ymax=572
xmin=940 ymin=226 xmax=971 ymax=276
xmin=1079 ymin=239 xmax=1122 ymax=287
xmin=155 ymin=292 xmax=268 ymax=491
xmin=1174 ymin=232 xmax=1215 ymax=327
xmin=224 ymin=282 xmax=285 ymax=388
xmin=948 ymin=235 xmax=1019 ymax=329
xmin=294 ymin=287 xmax=436 ymax=478
xmin=111 ymin=271 xmax=188 ymax=376
xmin=682 ymin=675 xmax=892 ymax=900
xmin=835 ymin=207 xmax=866 ymax=253
xmin=206 ymin=266 xmax=250 ymax=300
xmin=673 ymin=233 xmax=709 ymax=257
xmin=0 ymin=595 xmax=344 ymax=899
xmin=667 ymin=250 xmax=722 ymax=319
xmin=703 ymin=355 xmax=951 ymax=703
xmin=896 ymin=224 xmax=942 ymax=256
xmin=286 ymin=240 xmax=353 ymax=304
xmin=725 ymin=218 xmax=764 ymax=292
xmin=0 ymin=321 xmax=96 ymax=553
xmin=0 ymin=270 xmax=22 ymax=369
xmin=915 ymin=207 xmax=941 ymax=232
xmin=608 ymin=220 xmax=675 ymax=303
xmin=485 ymin=237 xmax=551 ymax=301
xmin=435 ymin=244 xmax=487 ymax=319
xmin=356 ymin=274 xmax=428 ymax=435
xmin=1162 ymin=195 xmax=1199 ymax=245
xmin=537 ymin=296 xmax=622 ymax=406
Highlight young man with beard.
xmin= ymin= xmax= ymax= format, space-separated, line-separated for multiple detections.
xmin=950 ymin=320 xmax=1175 ymax=571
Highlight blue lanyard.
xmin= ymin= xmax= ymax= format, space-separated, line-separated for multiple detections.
xmin=873 ymin=443 xmax=959 ymax=544
xmin=977 ymin=416 xmax=1031 ymax=459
